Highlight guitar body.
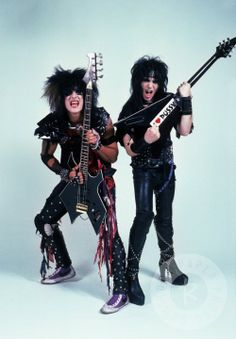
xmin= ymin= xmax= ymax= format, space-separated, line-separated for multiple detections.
xmin=59 ymin=52 xmax=106 ymax=234
xmin=59 ymin=170 xmax=106 ymax=234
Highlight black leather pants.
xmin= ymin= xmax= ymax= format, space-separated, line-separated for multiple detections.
xmin=34 ymin=180 xmax=127 ymax=293
xmin=34 ymin=180 xmax=72 ymax=268
xmin=127 ymin=167 xmax=175 ymax=276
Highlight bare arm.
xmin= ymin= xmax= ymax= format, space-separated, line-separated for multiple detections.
xmin=41 ymin=140 xmax=61 ymax=173
xmin=123 ymin=133 xmax=137 ymax=157
xmin=40 ymin=140 xmax=79 ymax=180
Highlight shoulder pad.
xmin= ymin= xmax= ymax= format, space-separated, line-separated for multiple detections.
xmin=91 ymin=107 xmax=110 ymax=136
xmin=34 ymin=112 xmax=64 ymax=142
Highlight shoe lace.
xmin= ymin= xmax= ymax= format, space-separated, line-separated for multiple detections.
xmin=109 ymin=294 xmax=123 ymax=307
xmin=48 ymin=267 xmax=62 ymax=278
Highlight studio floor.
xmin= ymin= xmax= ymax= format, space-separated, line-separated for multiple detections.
xmin=1 ymin=244 xmax=235 ymax=339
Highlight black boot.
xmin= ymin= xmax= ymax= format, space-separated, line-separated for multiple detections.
xmin=126 ymin=231 xmax=147 ymax=306
xmin=159 ymin=257 xmax=188 ymax=285
xmin=127 ymin=246 xmax=145 ymax=305
xmin=127 ymin=273 xmax=145 ymax=306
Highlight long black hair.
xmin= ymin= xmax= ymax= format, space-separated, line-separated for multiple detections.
xmin=129 ymin=55 xmax=168 ymax=108
xmin=42 ymin=66 xmax=99 ymax=116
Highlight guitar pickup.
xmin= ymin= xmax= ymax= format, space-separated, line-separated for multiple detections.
xmin=76 ymin=203 xmax=88 ymax=214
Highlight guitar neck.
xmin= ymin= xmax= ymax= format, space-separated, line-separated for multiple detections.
xmin=115 ymin=37 xmax=236 ymax=129
xmin=187 ymin=53 xmax=218 ymax=88
xmin=80 ymin=86 xmax=93 ymax=179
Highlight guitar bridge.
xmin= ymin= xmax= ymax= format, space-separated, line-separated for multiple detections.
xmin=76 ymin=203 xmax=88 ymax=214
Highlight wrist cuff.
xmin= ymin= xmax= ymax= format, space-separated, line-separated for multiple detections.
xmin=130 ymin=138 xmax=149 ymax=153
xmin=59 ymin=168 xmax=69 ymax=181
xmin=181 ymin=96 xmax=192 ymax=115
xmin=90 ymin=139 xmax=102 ymax=150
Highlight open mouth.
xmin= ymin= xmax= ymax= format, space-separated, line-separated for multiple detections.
xmin=144 ymin=89 xmax=154 ymax=100
xmin=70 ymin=100 xmax=80 ymax=108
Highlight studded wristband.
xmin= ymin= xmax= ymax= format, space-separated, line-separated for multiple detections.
xmin=59 ymin=168 xmax=69 ymax=181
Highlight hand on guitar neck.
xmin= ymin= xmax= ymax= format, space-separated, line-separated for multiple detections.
xmin=69 ymin=163 xmax=84 ymax=183
xmin=177 ymin=82 xmax=192 ymax=97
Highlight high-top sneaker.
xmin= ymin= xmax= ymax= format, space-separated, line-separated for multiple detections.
xmin=41 ymin=265 xmax=76 ymax=284
xmin=100 ymin=294 xmax=129 ymax=314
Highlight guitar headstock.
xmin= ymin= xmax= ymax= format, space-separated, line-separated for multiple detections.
xmin=83 ymin=52 xmax=103 ymax=87
xmin=215 ymin=37 xmax=236 ymax=58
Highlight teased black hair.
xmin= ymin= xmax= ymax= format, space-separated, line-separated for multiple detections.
xmin=42 ymin=66 xmax=98 ymax=114
xmin=130 ymin=55 xmax=168 ymax=107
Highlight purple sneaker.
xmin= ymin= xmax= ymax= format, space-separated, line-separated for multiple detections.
xmin=100 ymin=294 xmax=129 ymax=314
xmin=41 ymin=265 xmax=76 ymax=284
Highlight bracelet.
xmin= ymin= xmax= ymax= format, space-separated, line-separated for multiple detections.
xmin=180 ymin=96 xmax=192 ymax=115
xmin=59 ymin=168 xmax=69 ymax=181
xmin=90 ymin=139 xmax=102 ymax=151
xmin=130 ymin=138 xmax=149 ymax=153
xmin=90 ymin=129 xmax=102 ymax=150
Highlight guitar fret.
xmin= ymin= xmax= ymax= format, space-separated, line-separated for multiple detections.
xmin=80 ymin=86 xmax=92 ymax=177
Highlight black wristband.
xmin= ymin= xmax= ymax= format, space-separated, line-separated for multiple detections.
xmin=181 ymin=96 xmax=192 ymax=115
xmin=41 ymin=154 xmax=63 ymax=175
xmin=130 ymin=138 xmax=149 ymax=153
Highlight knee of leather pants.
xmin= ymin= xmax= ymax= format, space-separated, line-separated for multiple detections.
xmin=34 ymin=214 xmax=56 ymax=237
xmin=131 ymin=210 xmax=154 ymax=234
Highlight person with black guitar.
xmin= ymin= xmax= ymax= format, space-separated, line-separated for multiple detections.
xmin=116 ymin=55 xmax=193 ymax=306
xmin=34 ymin=64 xmax=128 ymax=314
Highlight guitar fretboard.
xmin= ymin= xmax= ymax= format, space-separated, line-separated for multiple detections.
xmin=80 ymin=86 xmax=92 ymax=179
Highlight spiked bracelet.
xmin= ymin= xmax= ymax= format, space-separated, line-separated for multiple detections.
xmin=90 ymin=139 xmax=102 ymax=151
xmin=130 ymin=138 xmax=149 ymax=154
xmin=59 ymin=168 xmax=69 ymax=181
xmin=181 ymin=96 xmax=192 ymax=115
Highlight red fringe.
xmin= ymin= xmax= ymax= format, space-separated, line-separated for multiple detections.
xmin=94 ymin=176 xmax=117 ymax=286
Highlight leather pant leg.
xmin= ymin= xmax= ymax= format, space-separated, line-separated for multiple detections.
xmin=154 ymin=174 xmax=175 ymax=261
xmin=111 ymin=232 xmax=128 ymax=294
xmin=34 ymin=181 xmax=72 ymax=268
xmin=127 ymin=168 xmax=154 ymax=276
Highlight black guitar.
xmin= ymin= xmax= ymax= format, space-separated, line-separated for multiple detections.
xmin=60 ymin=53 xmax=106 ymax=234
xmin=114 ymin=37 xmax=236 ymax=129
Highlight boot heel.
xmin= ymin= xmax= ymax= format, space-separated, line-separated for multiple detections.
xmin=159 ymin=258 xmax=188 ymax=286
xmin=159 ymin=262 xmax=167 ymax=282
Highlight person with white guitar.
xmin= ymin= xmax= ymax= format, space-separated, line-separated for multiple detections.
xmin=34 ymin=64 xmax=128 ymax=314
xmin=116 ymin=55 xmax=193 ymax=306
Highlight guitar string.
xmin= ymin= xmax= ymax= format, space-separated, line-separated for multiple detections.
xmin=77 ymin=90 xmax=92 ymax=208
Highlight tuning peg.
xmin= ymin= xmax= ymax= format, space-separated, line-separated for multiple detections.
xmin=98 ymin=68 xmax=103 ymax=72
xmin=98 ymin=75 xmax=103 ymax=78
